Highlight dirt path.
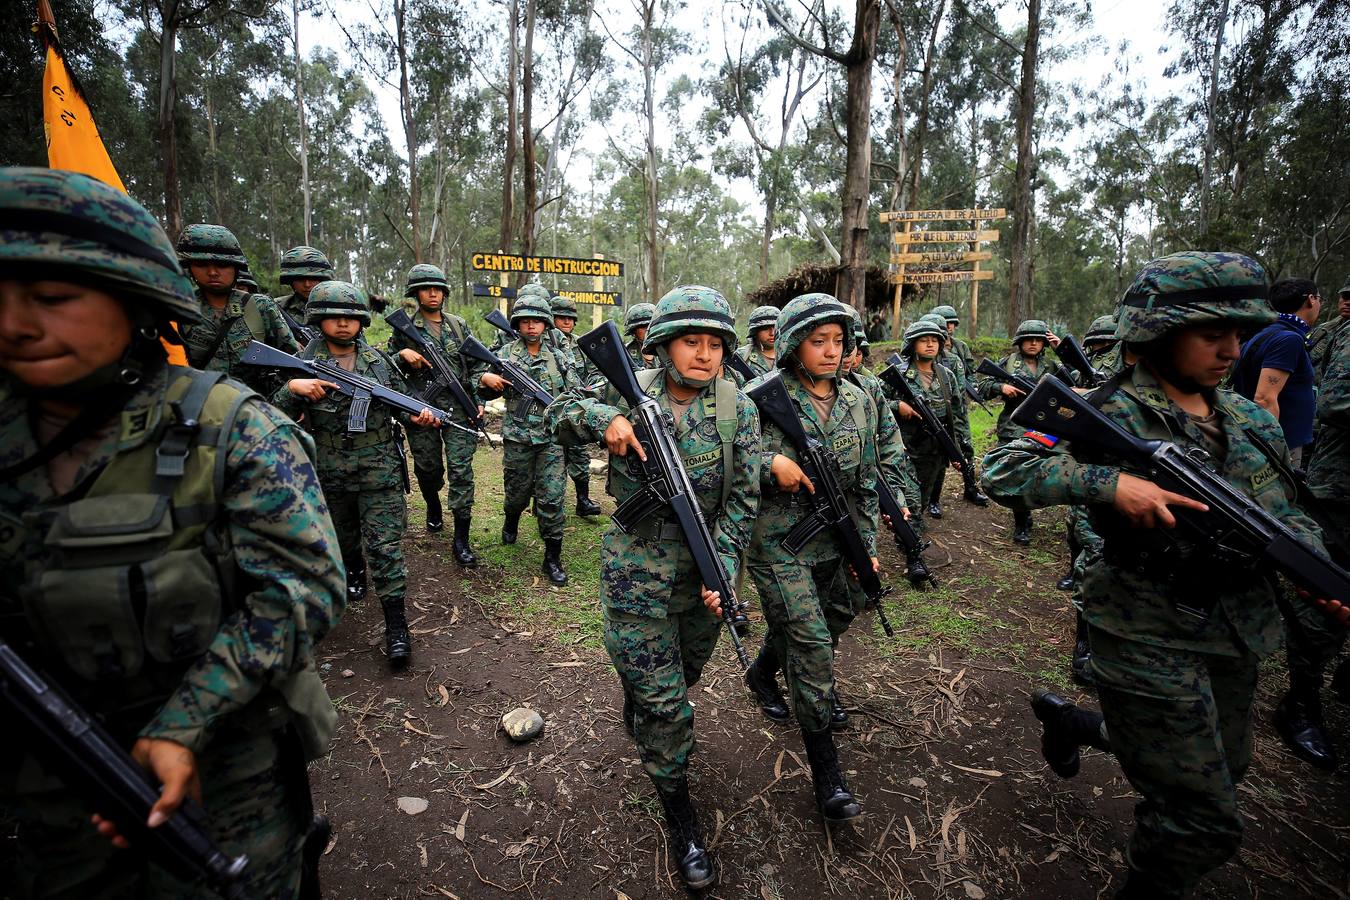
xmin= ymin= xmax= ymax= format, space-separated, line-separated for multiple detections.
xmin=311 ymin=447 xmax=1349 ymax=899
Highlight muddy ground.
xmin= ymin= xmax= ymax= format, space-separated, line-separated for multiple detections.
xmin=311 ymin=435 xmax=1349 ymax=900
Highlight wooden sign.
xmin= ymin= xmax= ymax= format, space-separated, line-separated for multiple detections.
xmin=557 ymin=289 xmax=623 ymax=307
xmin=472 ymin=283 xmax=517 ymax=299
xmin=471 ymin=252 xmax=624 ymax=278
xmin=890 ymin=270 xmax=995 ymax=285
xmin=879 ymin=207 xmax=1006 ymax=223
xmin=890 ymin=250 xmax=994 ymax=265
xmin=894 ymin=229 xmax=1000 ymax=244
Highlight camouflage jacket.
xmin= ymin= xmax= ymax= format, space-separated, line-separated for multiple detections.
xmin=548 ymin=370 xmax=761 ymax=613
xmin=272 ymin=338 xmax=418 ymax=490
xmin=846 ymin=369 xmax=918 ymax=509
xmin=940 ymin=345 xmax=969 ymax=392
xmin=982 ymin=362 xmax=1325 ymax=657
xmin=486 ymin=339 xmax=579 ymax=445
xmin=0 ymin=366 xmax=343 ymax=753
xmin=951 ymin=336 xmax=976 ymax=382
xmin=558 ymin=330 xmax=600 ymax=391
xmin=626 ymin=339 xmax=652 ymax=371
xmin=974 ymin=351 xmax=1066 ymax=442
xmin=883 ymin=360 xmax=972 ymax=457
xmin=274 ymin=291 xmax=306 ymax=315
xmin=747 ymin=372 xmax=880 ymax=564
xmin=1308 ymin=325 xmax=1350 ymax=503
xmin=181 ymin=287 xmax=299 ymax=394
xmin=386 ymin=310 xmax=485 ymax=425
xmin=734 ymin=344 xmax=776 ymax=380
xmin=1308 ymin=316 xmax=1350 ymax=381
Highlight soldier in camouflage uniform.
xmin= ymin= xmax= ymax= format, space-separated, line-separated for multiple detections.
xmin=735 ymin=304 xmax=779 ymax=378
xmin=548 ymin=293 xmax=603 ymax=516
xmin=984 ymin=252 xmax=1331 ymax=899
xmin=236 ymin=266 xmax=260 ymax=294
xmin=175 ymin=224 xmax=298 ymax=395
xmin=387 ymin=263 xmax=486 ymax=567
xmin=272 ymin=246 xmax=335 ymax=318
xmin=274 ymin=282 xmax=441 ymax=670
xmin=548 ymin=285 xmax=759 ymax=890
xmin=932 ymin=304 xmax=976 ymax=387
xmin=1307 ymin=276 xmax=1350 ymax=381
xmin=974 ymin=317 xmax=1066 ymax=544
xmin=623 ymin=302 xmax=656 ymax=369
xmin=918 ymin=310 xmax=989 ymax=512
xmin=743 ymin=293 xmax=875 ymax=826
xmin=0 ymin=168 xmax=342 ymax=898
xmin=479 ymin=295 xmax=578 ymax=585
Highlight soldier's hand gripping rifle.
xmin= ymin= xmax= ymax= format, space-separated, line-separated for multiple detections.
xmin=459 ymin=334 xmax=555 ymax=417
xmin=1052 ymin=334 xmax=1105 ymax=386
xmin=385 ymin=308 xmax=486 ymax=433
xmin=976 ymin=357 xmax=1038 ymax=395
xmin=1013 ymin=377 xmax=1350 ymax=626
xmin=577 ymin=321 xmax=752 ymax=669
xmin=748 ymin=372 xmax=893 ymax=627
xmin=278 ymin=307 xmax=317 ymax=345
xmin=240 ymin=342 xmax=476 ymax=436
xmin=0 ymin=636 xmax=250 ymax=899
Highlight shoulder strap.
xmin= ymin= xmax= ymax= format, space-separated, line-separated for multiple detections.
xmin=299 ymin=338 xmax=323 ymax=360
xmin=153 ymin=370 xmax=226 ymax=488
xmin=635 ymin=367 xmax=663 ymax=394
xmin=713 ymin=377 xmax=737 ymax=510
xmin=241 ymin=295 xmax=267 ymax=341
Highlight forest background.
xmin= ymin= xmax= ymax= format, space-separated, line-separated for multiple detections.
xmin=1 ymin=0 xmax=1347 ymax=338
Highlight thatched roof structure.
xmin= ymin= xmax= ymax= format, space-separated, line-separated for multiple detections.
xmin=739 ymin=262 xmax=917 ymax=314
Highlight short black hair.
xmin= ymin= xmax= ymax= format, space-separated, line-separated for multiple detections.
xmin=1269 ymin=278 xmax=1318 ymax=314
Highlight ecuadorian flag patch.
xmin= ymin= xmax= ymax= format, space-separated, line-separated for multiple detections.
xmin=1024 ymin=430 xmax=1058 ymax=448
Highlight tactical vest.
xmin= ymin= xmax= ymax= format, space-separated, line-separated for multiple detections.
xmin=299 ymin=338 xmax=398 ymax=449
xmin=18 ymin=368 xmax=334 ymax=755
xmin=635 ymin=368 xmax=738 ymax=508
xmin=189 ymin=292 xmax=268 ymax=368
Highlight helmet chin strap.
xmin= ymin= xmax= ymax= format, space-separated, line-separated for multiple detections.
xmin=654 ymin=346 xmax=713 ymax=389
xmin=26 ymin=312 xmax=166 ymax=402
xmin=792 ymin=354 xmax=839 ymax=384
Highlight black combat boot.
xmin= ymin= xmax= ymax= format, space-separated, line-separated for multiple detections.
xmin=801 ymin=727 xmax=862 ymax=822
xmin=542 ymin=538 xmax=568 ymax=586
xmin=451 ymin=515 xmax=478 ymax=567
xmin=744 ymin=646 xmax=790 ymax=723
xmin=929 ymin=469 xmax=946 ymax=518
xmin=501 ymin=510 xmax=521 ymax=544
xmin=1114 ymin=868 xmax=1184 ymax=900
xmin=1056 ymin=567 xmax=1076 ymax=592
xmin=655 ymin=778 xmax=716 ymax=890
xmin=905 ymin=546 xmax=933 ymax=587
xmin=346 ymin=556 xmax=367 ymax=603
xmin=422 ymin=489 xmax=443 ymax=533
xmin=381 ymin=599 xmax=412 ymax=670
xmin=621 ymin=692 xmax=636 ymax=738
xmin=962 ymin=466 xmax=990 ymax=506
xmin=574 ymin=478 xmax=602 ymax=517
xmin=1070 ymin=613 xmax=1093 ymax=686
xmin=1273 ymin=673 xmax=1338 ymax=771
xmin=1012 ymin=510 xmax=1033 ymax=545
xmin=1030 ymin=689 xmax=1110 ymax=779
xmin=829 ymin=688 xmax=849 ymax=730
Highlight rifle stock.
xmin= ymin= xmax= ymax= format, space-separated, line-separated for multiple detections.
xmin=725 ymin=353 xmax=754 ymax=382
xmin=279 ymin=307 xmax=316 ymax=345
xmin=485 ymin=308 xmax=522 ymax=341
xmin=1053 ymin=334 xmax=1104 ymax=386
xmin=976 ymin=357 xmax=1037 ymax=395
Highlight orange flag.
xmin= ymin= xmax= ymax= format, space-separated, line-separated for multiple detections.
xmin=36 ymin=0 xmax=189 ymax=366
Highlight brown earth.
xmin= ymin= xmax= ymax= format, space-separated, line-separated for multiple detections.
xmin=311 ymin=445 xmax=1349 ymax=900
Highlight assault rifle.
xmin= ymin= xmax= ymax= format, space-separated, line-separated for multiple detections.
xmin=0 ymin=637 xmax=250 ymax=898
xmin=876 ymin=479 xmax=936 ymax=593
xmin=1053 ymin=334 xmax=1104 ymax=386
xmin=748 ymin=372 xmax=892 ymax=618
xmin=385 ymin=309 xmax=485 ymax=431
xmin=976 ymin=357 xmax=1037 ymax=395
xmin=577 ymin=321 xmax=751 ymax=669
xmin=1012 ymin=377 xmax=1350 ymax=626
xmin=725 ymin=353 xmax=755 ymax=382
xmin=279 ymin=307 xmax=316 ymax=345
xmin=459 ymin=334 xmax=555 ymax=414
xmin=484 ymin=308 xmax=522 ymax=341
xmin=962 ymin=380 xmax=993 ymax=415
xmin=240 ymin=342 xmax=476 ymax=436
xmin=880 ymin=355 xmax=987 ymax=503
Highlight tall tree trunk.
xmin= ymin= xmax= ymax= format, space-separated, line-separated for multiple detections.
xmin=500 ymin=0 xmax=519 ymax=256
xmin=394 ymin=0 xmax=422 ymax=260
xmin=1007 ymin=0 xmax=1040 ymax=331
xmin=293 ymin=0 xmax=312 ymax=244
xmin=887 ymin=3 xmax=908 ymax=212
xmin=835 ymin=0 xmax=880 ymax=315
xmin=1198 ymin=0 xmax=1229 ymax=238
xmin=760 ymin=188 xmax=777 ymax=281
xmin=204 ymin=53 xmax=223 ymax=220
xmin=157 ymin=15 xmax=182 ymax=237
xmin=642 ymin=0 xmax=660 ymax=297
xmin=519 ymin=0 xmax=537 ymax=258
xmin=905 ymin=0 xmax=944 ymax=209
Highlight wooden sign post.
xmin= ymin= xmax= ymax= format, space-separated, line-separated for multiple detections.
xmin=879 ymin=208 xmax=1006 ymax=337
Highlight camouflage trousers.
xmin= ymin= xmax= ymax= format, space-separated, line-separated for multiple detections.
xmin=749 ymin=558 xmax=842 ymax=732
xmin=408 ymin=422 xmax=478 ymax=514
xmin=1068 ymin=505 xmax=1104 ymax=614
xmin=1 ymin=726 xmax=306 ymax=898
xmin=564 ymin=444 xmax=591 ymax=483
xmin=502 ymin=440 xmax=565 ymax=541
xmin=826 ymin=566 xmax=876 ymax=647
xmin=902 ymin=448 xmax=949 ymax=537
xmin=1089 ymin=628 xmax=1258 ymax=893
xmin=1282 ymin=503 xmax=1348 ymax=679
xmin=327 ymin=485 xmax=407 ymax=603
xmin=602 ymin=537 xmax=721 ymax=790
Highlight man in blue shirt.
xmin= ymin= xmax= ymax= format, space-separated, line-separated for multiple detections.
xmin=1232 ymin=278 xmax=1321 ymax=466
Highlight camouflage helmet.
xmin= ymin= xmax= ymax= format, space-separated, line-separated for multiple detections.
xmin=176 ymin=223 xmax=248 ymax=268
xmin=510 ymin=294 xmax=555 ymax=329
xmin=1084 ymin=314 xmax=1119 ymax=344
xmin=848 ymin=307 xmax=868 ymax=349
xmin=643 ymin=285 xmax=738 ymax=355
xmin=920 ymin=312 xmax=949 ymax=330
xmin=1116 ymin=251 xmax=1273 ymax=343
xmin=931 ymin=304 xmax=959 ymax=325
xmin=405 ymin=263 xmax=450 ymax=298
xmin=1338 ymin=275 xmax=1349 ymax=298
xmin=278 ymin=245 xmax=335 ymax=284
xmin=748 ymin=304 xmax=780 ymax=332
xmin=1013 ymin=319 xmax=1050 ymax=344
xmin=624 ymin=302 xmax=656 ymax=338
xmin=775 ymin=293 xmax=855 ymax=368
xmin=306 ymin=280 xmax=371 ymax=326
xmin=517 ymin=281 xmax=551 ymax=300
xmin=550 ymin=294 xmax=580 ymax=318
xmin=0 ymin=167 xmax=199 ymax=322
xmin=236 ymin=267 xmax=260 ymax=294
xmin=903 ymin=318 xmax=946 ymax=347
